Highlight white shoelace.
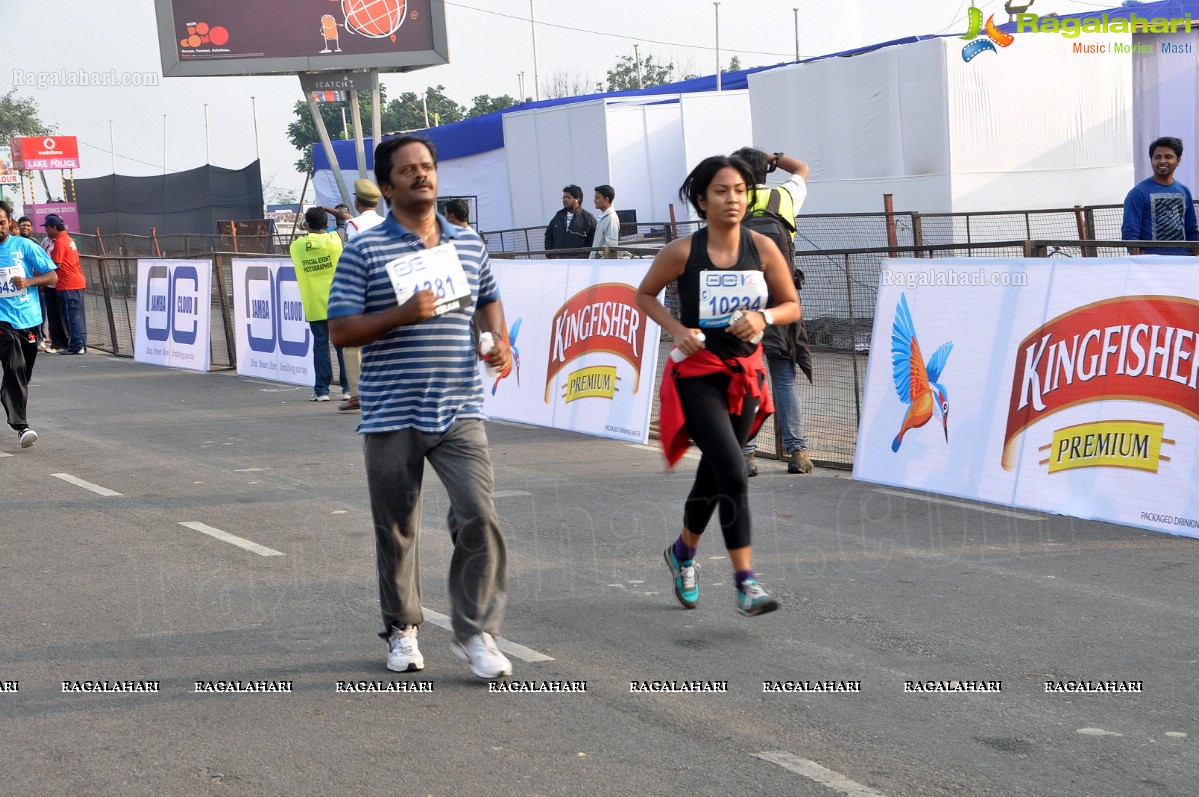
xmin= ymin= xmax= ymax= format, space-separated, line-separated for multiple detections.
xmin=680 ymin=564 xmax=697 ymax=591
xmin=390 ymin=626 xmax=417 ymax=651
xmin=742 ymin=581 xmax=767 ymax=600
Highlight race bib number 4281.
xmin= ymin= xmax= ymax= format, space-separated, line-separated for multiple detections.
xmin=384 ymin=243 xmax=471 ymax=315
xmin=698 ymin=269 xmax=768 ymax=328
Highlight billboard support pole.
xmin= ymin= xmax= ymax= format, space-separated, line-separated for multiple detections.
xmin=370 ymin=69 xmax=382 ymax=162
xmin=302 ymin=76 xmax=354 ymax=208
xmin=348 ymin=81 xmax=368 ymax=180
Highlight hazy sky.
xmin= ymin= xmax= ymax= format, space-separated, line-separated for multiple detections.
xmin=2 ymin=0 xmax=1103 ymax=206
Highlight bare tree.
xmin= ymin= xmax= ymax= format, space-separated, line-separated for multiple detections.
xmin=540 ymin=69 xmax=597 ymax=100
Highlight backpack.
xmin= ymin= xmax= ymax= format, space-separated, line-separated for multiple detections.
xmin=745 ymin=187 xmax=812 ymax=380
xmin=743 ymin=187 xmax=800 ymax=288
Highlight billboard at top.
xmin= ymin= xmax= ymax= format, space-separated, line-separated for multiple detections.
xmin=153 ymin=0 xmax=448 ymax=78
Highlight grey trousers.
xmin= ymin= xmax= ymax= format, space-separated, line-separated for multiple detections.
xmin=364 ymin=418 xmax=507 ymax=642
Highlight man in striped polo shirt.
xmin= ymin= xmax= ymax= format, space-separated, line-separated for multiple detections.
xmin=329 ymin=136 xmax=515 ymax=680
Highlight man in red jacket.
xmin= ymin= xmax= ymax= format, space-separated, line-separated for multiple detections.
xmin=42 ymin=214 xmax=86 ymax=354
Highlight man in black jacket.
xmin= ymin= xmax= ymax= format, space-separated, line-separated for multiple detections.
xmin=544 ymin=185 xmax=596 ymax=258
xmin=733 ymin=147 xmax=815 ymax=476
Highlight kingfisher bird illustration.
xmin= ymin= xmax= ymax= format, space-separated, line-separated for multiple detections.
xmin=890 ymin=294 xmax=953 ymax=452
xmin=490 ymin=317 xmax=521 ymax=395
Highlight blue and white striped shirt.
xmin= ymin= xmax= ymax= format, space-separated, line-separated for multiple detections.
xmin=328 ymin=212 xmax=500 ymax=434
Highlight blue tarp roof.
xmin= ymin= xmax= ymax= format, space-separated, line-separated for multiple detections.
xmin=315 ymin=0 xmax=1190 ymax=169
xmin=313 ymin=64 xmax=778 ymax=169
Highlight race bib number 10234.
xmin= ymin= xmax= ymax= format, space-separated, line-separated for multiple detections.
xmin=384 ymin=243 xmax=471 ymax=315
xmin=698 ymin=269 xmax=768 ymax=328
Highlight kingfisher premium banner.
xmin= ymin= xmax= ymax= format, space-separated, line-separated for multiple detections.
xmin=854 ymin=258 xmax=1199 ymax=539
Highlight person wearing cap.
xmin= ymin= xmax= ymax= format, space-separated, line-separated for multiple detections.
xmin=340 ymin=178 xmax=385 ymax=411
xmin=346 ymin=179 xmax=384 ymax=239
xmin=0 ymin=201 xmax=58 ymax=449
xmin=43 ymin=214 xmax=86 ymax=355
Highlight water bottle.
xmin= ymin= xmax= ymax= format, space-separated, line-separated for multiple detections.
xmin=729 ymin=310 xmax=763 ymax=344
xmin=670 ymin=332 xmax=706 ymax=362
xmin=478 ymin=332 xmax=502 ymax=378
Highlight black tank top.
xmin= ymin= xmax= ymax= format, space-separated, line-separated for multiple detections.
xmin=676 ymin=226 xmax=766 ymax=360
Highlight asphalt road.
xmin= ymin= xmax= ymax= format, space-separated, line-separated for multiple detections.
xmin=2 ymin=352 xmax=1195 ymax=797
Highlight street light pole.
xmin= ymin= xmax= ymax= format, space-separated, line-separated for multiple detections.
xmin=794 ymin=8 xmax=800 ymax=61
xmin=714 ymin=2 xmax=721 ymax=91
xmin=530 ymin=0 xmax=542 ymax=101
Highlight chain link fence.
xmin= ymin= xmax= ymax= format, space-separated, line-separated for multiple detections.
xmin=68 ymin=203 xmax=1195 ymax=468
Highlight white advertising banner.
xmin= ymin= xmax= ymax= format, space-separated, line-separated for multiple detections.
xmin=855 ymin=258 xmax=1199 ymax=539
xmin=231 ymin=258 xmax=314 ymax=387
xmin=134 ymin=259 xmax=212 ymax=372
xmin=483 ymin=258 xmax=660 ymax=444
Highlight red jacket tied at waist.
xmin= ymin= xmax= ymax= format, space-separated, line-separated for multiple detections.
xmin=658 ymin=346 xmax=774 ymax=469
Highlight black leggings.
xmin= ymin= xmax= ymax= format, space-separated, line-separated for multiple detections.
xmin=0 ymin=324 xmax=38 ymax=431
xmin=676 ymin=372 xmax=761 ymax=550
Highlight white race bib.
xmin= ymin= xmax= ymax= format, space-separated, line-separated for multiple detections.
xmin=697 ymin=269 xmax=768 ymax=328
xmin=384 ymin=243 xmax=471 ymax=315
xmin=0 ymin=265 xmax=27 ymax=299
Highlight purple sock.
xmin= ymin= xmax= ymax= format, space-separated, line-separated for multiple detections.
xmin=734 ymin=569 xmax=756 ymax=589
xmin=673 ymin=537 xmax=697 ymax=563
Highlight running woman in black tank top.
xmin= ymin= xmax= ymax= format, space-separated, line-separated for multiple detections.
xmin=636 ymin=155 xmax=800 ymax=617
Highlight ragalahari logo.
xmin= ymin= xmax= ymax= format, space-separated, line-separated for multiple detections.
xmin=890 ymin=294 xmax=953 ymax=452
xmin=961 ymin=5 xmax=1015 ymax=62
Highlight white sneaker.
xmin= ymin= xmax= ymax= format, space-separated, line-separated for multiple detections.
xmin=18 ymin=429 xmax=37 ymax=449
xmin=451 ymin=632 xmax=512 ymax=679
xmin=386 ymin=625 xmax=424 ymax=672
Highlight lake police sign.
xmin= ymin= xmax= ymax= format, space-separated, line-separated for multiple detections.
xmin=9 ymin=136 xmax=81 ymax=170
xmin=134 ymin=259 xmax=212 ymax=372
xmin=232 ymin=258 xmax=313 ymax=387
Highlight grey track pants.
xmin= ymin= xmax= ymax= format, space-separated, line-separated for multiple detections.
xmin=364 ymin=418 xmax=507 ymax=642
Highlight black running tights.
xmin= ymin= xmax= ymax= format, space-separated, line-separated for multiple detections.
xmin=675 ymin=373 xmax=760 ymax=550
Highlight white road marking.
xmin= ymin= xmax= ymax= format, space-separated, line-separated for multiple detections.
xmin=420 ymin=607 xmax=554 ymax=662
xmin=52 ymin=473 xmax=122 ymax=497
xmin=754 ymin=752 xmax=889 ymax=797
xmin=0 ymin=452 xmax=11 ymax=458
xmin=493 ymin=490 xmax=531 ymax=499
xmin=629 ymin=443 xmax=700 ymax=460
xmin=178 ymin=522 xmax=284 ymax=557
xmin=873 ymin=488 xmax=1045 ymax=520
xmin=234 ymin=468 xmax=266 ymax=472
xmin=1076 ymin=728 xmax=1123 ymax=737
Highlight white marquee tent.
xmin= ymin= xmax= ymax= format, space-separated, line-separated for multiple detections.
xmin=313 ymin=0 xmax=1199 ymax=235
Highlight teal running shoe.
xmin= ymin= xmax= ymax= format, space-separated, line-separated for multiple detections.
xmin=736 ymin=577 xmax=780 ymax=616
xmin=664 ymin=545 xmax=699 ymax=609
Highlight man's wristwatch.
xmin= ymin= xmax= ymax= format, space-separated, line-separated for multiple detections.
xmin=761 ymin=309 xmax=774 ymax=326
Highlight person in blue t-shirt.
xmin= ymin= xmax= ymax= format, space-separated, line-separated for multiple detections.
xmin=1121 ymin=136 xmax=1199 ymax=256
xmin=0 ymin=202 xmax=58 ymax=449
